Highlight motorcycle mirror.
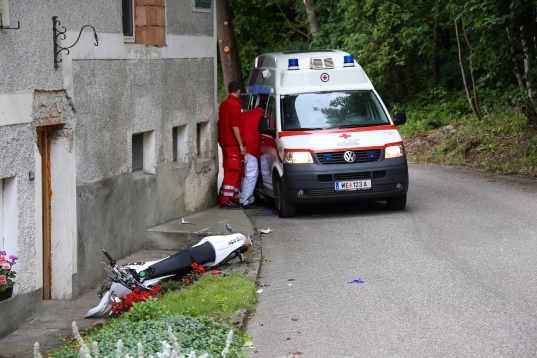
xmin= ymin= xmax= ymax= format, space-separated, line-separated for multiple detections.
xmin=226 ymin=223 xmax=233 ymax=234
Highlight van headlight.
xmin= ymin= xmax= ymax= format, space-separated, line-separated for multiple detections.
xmin=385 ymin=145 xmax=405 ymax=158
xmin=284 ymin=152 xmax=313 ymax=164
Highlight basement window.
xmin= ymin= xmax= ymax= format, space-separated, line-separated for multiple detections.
xmin=132 ymin=133 xmax=144 ymax=171
xmin=132 ymin=131 xmax=155 ymax=174
xmin=173 ymin=125 xmax=188 ymax=163
xmin=197 ymin=122 xmax=210 ymax=158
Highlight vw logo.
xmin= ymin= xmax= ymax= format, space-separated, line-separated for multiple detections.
xmin=343 ymin=150 xmax=356 ymax=163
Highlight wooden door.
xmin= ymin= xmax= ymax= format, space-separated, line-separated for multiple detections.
xmin=36 ymin=128 xmax=52 ymax=300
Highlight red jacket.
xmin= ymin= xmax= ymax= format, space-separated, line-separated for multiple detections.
xmin=240 ymin=107 xmax=264 ymax=159
xmin=218 ymin=95 xmax=243 ymax=147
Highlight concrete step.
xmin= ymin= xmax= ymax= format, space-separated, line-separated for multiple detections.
xmin=145 ymin=205 xmax=254 ymax=250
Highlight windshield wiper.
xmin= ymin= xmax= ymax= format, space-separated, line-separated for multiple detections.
xmin=336 ymin=123 xmax=387 ymax=129
xmin=294 ymin=127 xmax=327 ymax=131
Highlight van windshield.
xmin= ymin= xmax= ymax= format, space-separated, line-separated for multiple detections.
xmin=280 ymin=90 xmax=390 ymax=131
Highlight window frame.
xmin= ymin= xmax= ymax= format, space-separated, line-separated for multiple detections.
xmin=122 ymin=0 xmax=135 ymax=42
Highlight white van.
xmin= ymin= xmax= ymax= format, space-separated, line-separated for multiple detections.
xmin=243 ymin=50 xmax=408 ymax=218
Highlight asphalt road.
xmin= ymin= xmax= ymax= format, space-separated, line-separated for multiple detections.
xmin=245 ymin=163 xmax=537 ymax=358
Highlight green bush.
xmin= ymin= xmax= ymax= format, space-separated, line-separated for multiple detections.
xmin=124 ymin=297 xmax=167 ymax=322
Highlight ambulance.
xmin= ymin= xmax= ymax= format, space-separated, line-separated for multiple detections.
xmin=243 ymin=50 xmax=408 ymax=218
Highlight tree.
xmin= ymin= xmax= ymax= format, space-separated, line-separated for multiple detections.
xmin=461 ymin=0 xmax=537 ymax=125
xmin=216 ymin=0 xmax=245 ymax=93
xmin=303 ymin=0 xmax=320 ymax=38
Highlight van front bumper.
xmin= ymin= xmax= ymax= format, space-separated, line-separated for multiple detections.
xmin=281 ymin=157 xmax=408 ymax=204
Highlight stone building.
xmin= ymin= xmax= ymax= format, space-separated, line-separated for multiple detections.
xmin=0 ymin=0 xmax=218 ymax=337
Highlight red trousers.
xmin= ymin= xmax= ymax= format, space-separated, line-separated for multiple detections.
xmin=219 ymin=145 xmax=244 ymax=204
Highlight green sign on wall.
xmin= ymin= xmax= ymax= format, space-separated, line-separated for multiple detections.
xmin=195 ymin=0 xmax=211 ymax=9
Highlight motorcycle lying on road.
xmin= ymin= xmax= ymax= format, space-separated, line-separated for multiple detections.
xmin=85 ymin=224 xmax=251 ymax=318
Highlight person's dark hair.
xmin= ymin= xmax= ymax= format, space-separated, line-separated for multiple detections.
xmin=256 ymin=95 xmax=268 ymax=108
xmin=228 ymin=81 xmax=241 ymax=95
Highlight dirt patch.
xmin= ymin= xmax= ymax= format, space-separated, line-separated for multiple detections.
xmin=403 ymin=122 xmax=537 ymax=179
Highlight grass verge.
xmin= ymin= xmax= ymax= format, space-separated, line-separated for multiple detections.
xmin=158 ymin=271 xmax=257 ymax=321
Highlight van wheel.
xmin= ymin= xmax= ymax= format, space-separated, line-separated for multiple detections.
xmin=275 ymin=178 xmax=296 ymax=218
xmin=386 ymin=195 xmax=406 ymax=210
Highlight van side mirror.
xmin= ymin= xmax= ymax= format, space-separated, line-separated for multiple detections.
xmin=258 ymin=115 xmax=276 ymax=137
xmin=393 ymin=112 xmax=406 ymax=126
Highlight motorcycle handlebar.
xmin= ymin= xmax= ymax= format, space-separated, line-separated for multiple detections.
xmin=102 ymin=249 xmax=116 ymax=266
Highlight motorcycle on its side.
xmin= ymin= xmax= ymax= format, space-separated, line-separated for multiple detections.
xmin=85 ymin=224 xmax=251 ymax=318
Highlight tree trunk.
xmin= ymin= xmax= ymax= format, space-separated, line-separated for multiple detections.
xmin=303 ymin=0 xmax=320 ymax=38
xmin=462 ymin=21 xmax=484 ymax=119
xmin=521 ymin=26 xmax=532 ymax=98
xmin=454 ymin=20 xmax=482 ymax=119
xmin=433 ymin=0 xmax=440 ymax=84
xmin=216 ymin=0 xmax=245 ymax=94
xmin=506 ymin=27 xmax=537 ymax=125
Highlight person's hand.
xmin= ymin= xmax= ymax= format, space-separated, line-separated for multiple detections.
xmin=240 ymin=145 xmax=246 ymax=156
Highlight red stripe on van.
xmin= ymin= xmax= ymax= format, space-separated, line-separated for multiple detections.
xmin=278 ymin=125 xmax=397 ymax=138
xmin=282 ymin=141 xmax=403 ymax=153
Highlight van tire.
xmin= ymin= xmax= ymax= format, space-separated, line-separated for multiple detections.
xmin=386 ymin=195 xmax=406 ymax=210
xmin=275 ymin=178 xmax=296 ymax=218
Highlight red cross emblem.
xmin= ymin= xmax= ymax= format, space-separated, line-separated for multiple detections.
xmin=320 ymin=73 xmax=330 ymax=82
xmin=339 ymin=133 xmax=351 ymax=139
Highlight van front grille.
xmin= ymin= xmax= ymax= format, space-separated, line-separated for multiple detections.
xmin=316 ymin=149 xmax=381 ymax=164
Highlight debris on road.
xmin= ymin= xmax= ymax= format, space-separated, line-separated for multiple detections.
xmin=348 ymin=278 xmax=364 ymax=284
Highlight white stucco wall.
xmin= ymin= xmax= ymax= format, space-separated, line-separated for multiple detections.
xmin=0 ymin=0 xmax=217 ymax=307
xmin=0 ymin=93 xmax=33 ymax=126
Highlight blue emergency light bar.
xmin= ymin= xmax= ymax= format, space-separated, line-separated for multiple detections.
xmin=247 ymin=85 xmax=275 ymax=94
xmin=288 ymin=58 xmax=299 ymax=70
xmin=344 ymin=55 xmax=355 ymax=67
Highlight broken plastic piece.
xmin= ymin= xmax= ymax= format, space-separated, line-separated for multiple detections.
xmin=181 ymin=218 xmax=191 ymax=224
xmin=211 ymin=270 xmax=222 ymax=275
xmin=259 ymin=228 xmax=272 ymax=234
xmin=268 ymin=210 xmax=275 ymax=215
xmin=348 ymin=278 xmax=364 ymax=284
xmin=257 ymin=289 xmax=263 ymax=294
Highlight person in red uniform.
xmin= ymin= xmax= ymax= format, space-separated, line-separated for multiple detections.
xmin=218 ymin=81 xmax=245 ymax=209
xmin=239 ymin=97 xmax=267 ymax=209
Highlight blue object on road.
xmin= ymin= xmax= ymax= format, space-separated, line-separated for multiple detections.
xmin=348 ymin=278 xmax=364 ymax=284
xmin=268 ymin=210 xmax=275 ymax=215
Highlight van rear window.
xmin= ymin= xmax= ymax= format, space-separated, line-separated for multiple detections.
xmin=281 ymin=91 xmax=390 ymax=131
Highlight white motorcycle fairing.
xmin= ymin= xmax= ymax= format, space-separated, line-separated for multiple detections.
xmin=85 ymin=283 xmax=131 ymax=318
xmin=85 ymin=229 xmax=251 ymax=318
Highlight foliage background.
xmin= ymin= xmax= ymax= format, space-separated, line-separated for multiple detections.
xmin=222 ymin=0 xmax=537 ymax=176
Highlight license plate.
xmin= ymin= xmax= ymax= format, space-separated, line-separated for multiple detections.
xmin=335 ymin=179 xmax=371 ymax=191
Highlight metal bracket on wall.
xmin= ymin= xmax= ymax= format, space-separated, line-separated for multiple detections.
xmin=53 ymin=16 xmax=98 ymax=69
